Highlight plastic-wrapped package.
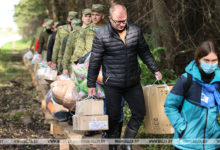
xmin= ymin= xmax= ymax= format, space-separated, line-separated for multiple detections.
xmin=46 ymin=90 xmax=69 ymax=122
xmin=71 ymin=57 xmax=105 ymax=98
xmin=57 ymin=74 xmax=70 ymax=80
xmin=23 ymin=50 xmax=33 ymax=60
xmin=44 ymin=68 xmax=57 ymax=81
xmin=32 ymin=54 xmax=42 ymax=64
xmin=51 ymin=80 xmax=81 ymax=111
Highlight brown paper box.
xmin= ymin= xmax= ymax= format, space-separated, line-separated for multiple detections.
xmin=75 ymin=100 xmax=104 ymax=116
xmin=143 ymin=84 xmax=174 ymax=134
xmin=72 ymin=115 xmax=108 ymax=131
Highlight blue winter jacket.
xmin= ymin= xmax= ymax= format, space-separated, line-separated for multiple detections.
xmin=164 ymin=60 xmax=220 ymax=150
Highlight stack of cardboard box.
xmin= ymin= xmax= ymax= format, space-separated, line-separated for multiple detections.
xmin=73 ymin=99 xmax=108 ymax=131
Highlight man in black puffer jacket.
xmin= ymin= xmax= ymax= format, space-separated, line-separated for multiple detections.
xmin=87 ymin=4 xmax=162 ymax=150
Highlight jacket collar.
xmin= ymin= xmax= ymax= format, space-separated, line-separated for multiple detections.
xmin=107 ymin=21 xmax=129 ymax=39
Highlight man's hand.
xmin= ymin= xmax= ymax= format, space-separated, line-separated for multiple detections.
xmin=88 ymin=88 xmax=96 ymax=96
xmin=51 ymin=63 xmax=56 ymax=70
xmin=62 ymin=69 xmax=68 ymax=76
xmin=154 ymin=71 xmax=162 ymax=80
xmin=47 ymin=61 xmax=52 ymax=67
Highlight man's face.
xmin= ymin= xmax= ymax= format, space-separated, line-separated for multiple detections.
xmin=109 ymin=10 xmax=127 ymax=31
xmin=91 ymin=12 xmax=104 ymax=24
xmin=67 ymin=17 xmax=73 ymax=23
xmin=82 ymin=14 xmax=92 ymax=25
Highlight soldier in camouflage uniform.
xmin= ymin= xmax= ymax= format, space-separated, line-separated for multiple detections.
xmin=62 ymin=9 xmax=93 ymax=76
xmin=81 ymin=9 xmax=92 ymax=29
xmin=46 ymin=21 xmax=58 ymax=49
xmin=51 ymin=11 xmax=78 ymax=73
xmin=33 ymin=18 xmax=50 ymax=52
xmin=83 ymin=4 xmax=105 ymax=52
xmin=62 ymin=19 xmax=83 ymax=76
xmin=38 ymin=19 xmax=54 ymax=61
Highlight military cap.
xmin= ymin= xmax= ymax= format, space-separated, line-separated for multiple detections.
xmin=45 ymin=19 xmax=54 ymax=29
xmin=71 ymin=18 xmax=81 ymax=26
xmin=91 ymin=4 xmax=105 ymax=13
xmin=82 ymin=8 xmax=92 ymax=15
xmin=68 ymin=11 xmax=78 ymax=19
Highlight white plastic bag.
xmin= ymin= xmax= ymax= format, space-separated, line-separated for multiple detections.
xmin=32 ymin=54 xmax=42 ymax=64
xmin=36 ymin=67 xmax=47 ymax=80
xmin=44 ymin=68 xmax=57 ymax=81
xmin=23 ymin=50 xmax=33 ymax=60
xmin=59 ymin=74 xmax=70 ymax=80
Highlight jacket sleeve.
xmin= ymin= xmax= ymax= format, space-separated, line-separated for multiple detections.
xmin=62 ymin=34 xmax=74 ymax=70
xmin=52 ymin=30 xmax=60 ymax=63
xmin=38 ymin=32 xmax=44 ymax=54
xmin=137 ymin=29 xmax=159 ymax=73
xmin=87 ymin=34 xmax=104 ymax=88
xmin=164 ymin=75 xmax=188 ymax=134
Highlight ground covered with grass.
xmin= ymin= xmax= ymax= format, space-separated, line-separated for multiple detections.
xmin=0 ymin=41 xmax=59 ymax=150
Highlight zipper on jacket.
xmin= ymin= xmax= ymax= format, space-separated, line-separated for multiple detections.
xmin=105 ymin=76 xmax=110 ymax=84
xmin=124 ymin=34 xmax=128 ymax=87
xmin=203 ymin=109 xmax=208 ymax=150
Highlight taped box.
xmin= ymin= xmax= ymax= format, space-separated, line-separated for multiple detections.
xmin=72 ymin=115 xmax=108 ymax=131
xmin=143 ymin=84 xmax=174 ymax=134
xmin=75 ymin=100 xmax=104 ymax=116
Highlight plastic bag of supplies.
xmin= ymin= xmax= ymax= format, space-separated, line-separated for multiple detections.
xmin=32 ymin=53 xmax=42 ymax=64
xmin=23 ymin=50 xmax=33 ymax=60
xmin=46 ymin=90 xmax=70 ymax=122
xmin=51 ymin=80 xmax=81 ymax=111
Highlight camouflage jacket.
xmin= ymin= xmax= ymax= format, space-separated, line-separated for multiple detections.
xmin=83 ymin=23 xmax=105 ymax=52
xmin=51 ymin=25 xmax=71 ymax=64
xmin=38 ymin=30 xmax=52 ymax=54
xmin=62 ymin=27 xmax=85 ymax=71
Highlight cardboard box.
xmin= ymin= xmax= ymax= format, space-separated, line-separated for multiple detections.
xmin=75 ymin=100 xmax=104 ymax=116
xmin=72 ymin=115 xmax=108 ymax=131
xmin=143 ymin=84 xmax=174 ymax=134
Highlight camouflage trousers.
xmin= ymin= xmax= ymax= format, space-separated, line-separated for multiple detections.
xmin=42 ymin=50 xmax=47 ymax=62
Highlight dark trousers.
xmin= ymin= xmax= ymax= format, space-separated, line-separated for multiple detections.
xmin=104 ymin=83 xmax=146 ymax=134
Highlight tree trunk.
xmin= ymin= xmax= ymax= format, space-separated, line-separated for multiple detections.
xmin=152 ymin=0 xmax=178 ymax=69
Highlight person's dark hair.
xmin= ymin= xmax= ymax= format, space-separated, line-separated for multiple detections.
xmin=194 ymin=41 xmax=219 ymax=66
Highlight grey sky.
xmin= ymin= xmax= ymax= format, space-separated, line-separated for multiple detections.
xmin=0 ymin=0 xmax=20 ymax=30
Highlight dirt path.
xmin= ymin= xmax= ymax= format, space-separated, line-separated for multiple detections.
xmin=0 ymin=50 xmax=58 ymax=150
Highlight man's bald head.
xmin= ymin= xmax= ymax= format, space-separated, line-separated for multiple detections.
xmin=109 ymin=4 xmax=127 ymax=32
xmin=109 ymin=4 xmax=127 ymax=18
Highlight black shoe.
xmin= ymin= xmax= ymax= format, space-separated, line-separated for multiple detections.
xmin=84 ymin=131 xmax=100 ymax=136
xmin=54 ymin=111 xmax=69 ymax=122
xmin=121 ymin=145 xmax=132 ymax=150
xmin=67 ymin=111 xmax=74 ymax=125
xmin=121 ymin=126 xmax=138 ymax=150
xmin=107 ymin=122 xmax=122 ymax=150
xmin=67 ymin=115 xmax=73 ymax=125
xmin=101 ymin=131 xmax=108 ymax=138
xmin=109 ymin=145 xmax=118 ymax=150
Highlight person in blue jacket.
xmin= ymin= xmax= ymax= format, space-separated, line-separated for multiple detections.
xmin=164 ymin=41 xmax=220 ymax=150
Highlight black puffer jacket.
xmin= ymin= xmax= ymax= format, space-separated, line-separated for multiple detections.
xmin=87 ymin=22 xmax=159 ymax=88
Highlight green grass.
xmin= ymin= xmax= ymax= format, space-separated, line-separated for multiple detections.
xmin=0 ymin=39 xmax=30 ymax=85
xmin=1 ymin=39 xmax=31 ymax=51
